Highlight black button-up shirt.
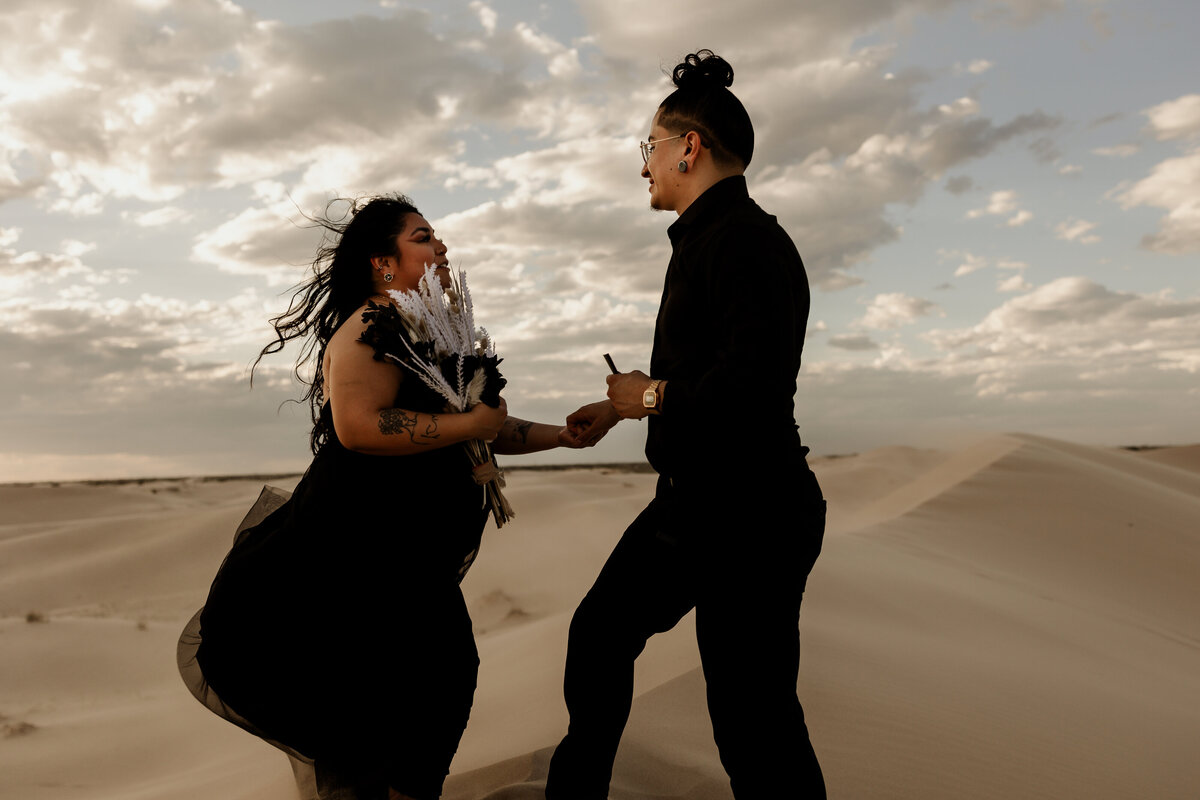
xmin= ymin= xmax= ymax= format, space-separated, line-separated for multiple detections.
xmin=647 ymin=175 xmax=811 ymax=482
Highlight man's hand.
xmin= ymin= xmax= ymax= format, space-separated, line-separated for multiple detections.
xmin=606 ymin=370 xmax=658 ymax=420
xmin=559 ymin=400 xmax=621 ymax=447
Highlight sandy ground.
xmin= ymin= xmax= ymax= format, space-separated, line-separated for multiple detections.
xmin=1 ymin=433 xmax=1198 ymax=799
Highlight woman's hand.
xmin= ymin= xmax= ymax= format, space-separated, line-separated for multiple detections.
xmin=560 ymin=399 xmax=621 ymax=447
xmin=468 ymin=396 xmax=507 ymax=442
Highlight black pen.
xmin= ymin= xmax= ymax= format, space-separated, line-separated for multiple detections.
xmin=603 ymin=353 xmax=618 ymax=374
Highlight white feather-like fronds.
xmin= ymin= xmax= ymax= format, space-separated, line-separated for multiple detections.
xmin=386 ymin=264 xmax=497 ymax=413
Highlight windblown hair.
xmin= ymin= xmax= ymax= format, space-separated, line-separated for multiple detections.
xmin=253 ymin=194 xmax=420 ymax=453
xmin=657 ymin=49 xmax=754 ymax=169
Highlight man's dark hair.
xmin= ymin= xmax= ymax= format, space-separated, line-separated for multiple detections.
xmin=657 ymin=49 xmax=754 ymax=169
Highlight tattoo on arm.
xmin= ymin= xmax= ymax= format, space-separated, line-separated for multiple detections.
xmin=378 ymin=409 xmax=440 ymax=444
xmin=505 ymin=418 xmax=534 ymax=444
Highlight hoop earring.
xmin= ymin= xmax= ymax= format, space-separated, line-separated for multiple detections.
xmin=677 ymin=160 xmax=688 ymax=173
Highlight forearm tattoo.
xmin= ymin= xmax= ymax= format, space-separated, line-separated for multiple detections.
xmin=505 ymin=418 xmax=534 ymax=444
xmin=378 ymin=409 xmax=440 ymax=444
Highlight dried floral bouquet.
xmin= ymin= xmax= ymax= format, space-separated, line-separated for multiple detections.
xmin=359 ymin=265 xmax=514 ymax=527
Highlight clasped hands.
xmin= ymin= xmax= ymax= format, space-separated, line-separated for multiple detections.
xmin=556 ymin=369 xmax=656 ymax=449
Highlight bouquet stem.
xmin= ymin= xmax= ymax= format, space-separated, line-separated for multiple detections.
xmin=465 ymin=439 xmax=515 ymax=528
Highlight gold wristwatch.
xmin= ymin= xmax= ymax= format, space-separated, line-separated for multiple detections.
xmin=642 ymin=378 xmax=662 ymax=411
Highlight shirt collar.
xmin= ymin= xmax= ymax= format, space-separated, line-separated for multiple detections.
xmin=667 ymin=175 xmax=749 ymax=245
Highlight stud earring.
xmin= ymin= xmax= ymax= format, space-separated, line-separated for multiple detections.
xmin=384 ymin=272 xmax=393 ymax=283
xmin=677 ymin=160 xmax=688 ymax=173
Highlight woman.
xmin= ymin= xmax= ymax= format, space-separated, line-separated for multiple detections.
xmin=178 ymin=194 xmax=579 ymax=800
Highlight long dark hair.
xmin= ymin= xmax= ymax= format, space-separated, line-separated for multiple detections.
xmin=658 ymin=49 xmax=754 ymax=169
xmin=254 ymin=194 xmax=420 ymax=453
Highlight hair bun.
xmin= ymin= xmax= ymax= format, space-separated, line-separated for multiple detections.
xmin=671 ymin=49 xmax=734 ymax=91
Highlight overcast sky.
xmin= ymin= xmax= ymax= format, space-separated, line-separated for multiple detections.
xmin=2 ymin=0 xmax=1197 ymax=482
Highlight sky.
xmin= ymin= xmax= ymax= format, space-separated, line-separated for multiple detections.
xmin=1 ymin=0 xmax=1197 ymax=482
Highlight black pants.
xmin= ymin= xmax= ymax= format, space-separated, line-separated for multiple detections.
xmin=546 ymin=473 xmax=826 ymax=799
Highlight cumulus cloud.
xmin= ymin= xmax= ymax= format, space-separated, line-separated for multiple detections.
xmin=1144 ymin=94 xmax=1200 ymax=141
xmin=996 ymin=273 xmax=1032 ymax=292
xmin=0 ymin=228 xmax=99 ymax=295
xmin=0 ymin=0 xmax=586 ymax=223
xmin=1115 ymin=150 xmax=1200 ymax=254
xmin=796 ymin=274 xmax=1200 ymax=453
xmin=1055 ymin=217 xmax=1100 ymax=244
xmin=967 ymin=189 xmax=1033 ymax=226
xmin=576 ymin=0 xmax=958 ymax=65
xmin=926 ymin=277 xmax=1200 ymax=396
xmin=943 ymin=249 xmax=990 ymax=277
xmin=470 ymin=1 xmax=498 ymax=36
xmin=857 ymin=292 xmax=943 ymax=329
xmin=16 ymin=0 xmax=1059 ymax=293
xmin=0 ymin=286 xmax=312 ymax=480
xmin=1109 ymin=95 xmax=1200 ymax=255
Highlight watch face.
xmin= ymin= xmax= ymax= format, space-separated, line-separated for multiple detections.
xmin=643 ymin=390 xmax=656 ymax=407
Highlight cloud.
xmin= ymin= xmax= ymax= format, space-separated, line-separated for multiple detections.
xmin=925 ymin=277 xmax=1200 ymax=396
xmin=956 ymin=59 xmax=995 ymax=75
xmin=0 ymin=0 xmax=581 ymax=217
xmin=943 ymin=253 xmax=1032 ymax=291
xmin=944 ymin=175 xmax=975 ymax=194
xmin=1054 ymin=217 xmax=1100 ymax=244
xmin=828 ymin=333 xmax=880 ymax=351
xmin=967 ymin=189 xmax=1033 ymax=226
xmin=1116 ymin=149 xmax=1200 ymax=254
xmin=122 ymin=206 xmax=194 ymax=227
xmin=1104 ymin=94 xmax=1200 ymax=255
xmin=1092 ymin=144 xmax=1139 ymax=158
xmin=0 ymin=229 xmax=99 ymax=295
xmin=996 ymin=273 xmax=1032 ymax=292
xmin=0 ymin=287 xmax=312 ymax=480
xmin=944 ymin=249 xmax=991 ymax=277
xmin=469 ymin=1 xmax=498 ymax=36
xmin=6 ymin=0 xmax=1060 ymax=296
xmin=576 ymin=0 xmax=960 ymax=65
xmin=192 ymin=192 xmax=324 ymax=282
xmin=974 ymin=0 xmax=1067 ymax=27
xmin=857 ymin=292 xmax=943 ymax=329
xmin=1144 ymin=94 xmax=1200 ymax=141
xmin=796 ymin=274 xmax=1200 ymax=453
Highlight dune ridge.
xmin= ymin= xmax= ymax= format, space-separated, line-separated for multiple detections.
xmin=1 ymin=435 xmax=1198 ymax=799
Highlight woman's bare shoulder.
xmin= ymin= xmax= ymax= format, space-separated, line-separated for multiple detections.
xmin=327 ymin=303 xmax=380 ymax=352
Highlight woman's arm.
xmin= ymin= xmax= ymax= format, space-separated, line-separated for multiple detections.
xmin=326 ymin=308 xmax=506 ymax=456
xmin=492 ymin=416 xmax=566 ymax=455
xmin=493 ymin=398 xmax=624 ymax=454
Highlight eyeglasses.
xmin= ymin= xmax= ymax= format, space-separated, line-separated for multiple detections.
xmin=639 ymin=134 xmax=686 ymax=164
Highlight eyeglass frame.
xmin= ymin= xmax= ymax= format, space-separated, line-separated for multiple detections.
xmin=639 ymin=134 xmax=687 ymax=165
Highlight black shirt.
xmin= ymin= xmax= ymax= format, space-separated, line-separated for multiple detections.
xmin=647 ymin=175 xmax=811 ymax=482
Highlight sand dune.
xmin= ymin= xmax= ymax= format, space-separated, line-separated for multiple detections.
xmin=1 ymin=436 xmax=1198 ymax=799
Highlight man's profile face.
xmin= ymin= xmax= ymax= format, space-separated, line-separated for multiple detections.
xmin=641 ymin=115 xmax=682 ymax=212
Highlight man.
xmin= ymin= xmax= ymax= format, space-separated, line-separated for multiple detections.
xmin=549 ymin=50 xmax=827 ymax=798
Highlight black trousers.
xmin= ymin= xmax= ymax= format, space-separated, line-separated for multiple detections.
xmin=546 ymin=472 xmax=826 ymax=799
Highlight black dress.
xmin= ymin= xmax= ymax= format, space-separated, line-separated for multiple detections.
xmin=187 ymin=374 xmax=489 ymax=799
